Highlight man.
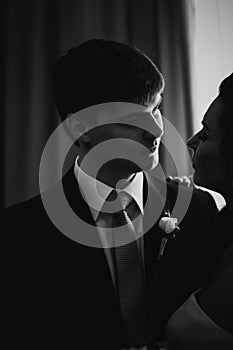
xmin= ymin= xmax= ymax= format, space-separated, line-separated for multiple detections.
xmin=3 ymin=39 xmax=228 ymax=349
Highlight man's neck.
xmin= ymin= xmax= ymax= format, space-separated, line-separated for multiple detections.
xmin=96 ymin=170 xmax=136 ymax=189
xmin=78 ymin=157 xmax=137 ymax=188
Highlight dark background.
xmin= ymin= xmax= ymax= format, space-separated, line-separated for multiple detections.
xmin=3 ymin=0 xmax=197 ymax=208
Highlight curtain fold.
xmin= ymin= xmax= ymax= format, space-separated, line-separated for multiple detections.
xmin=154 ymin=0 xmax=195 ymax=177
xmin=3 ymin=0 xmax=194 ymax=207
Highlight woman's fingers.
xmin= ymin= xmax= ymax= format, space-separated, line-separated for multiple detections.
xmin=166 ymin=175 xmax=193 ymax=187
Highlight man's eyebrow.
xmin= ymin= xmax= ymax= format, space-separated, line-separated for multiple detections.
xmin=201 ymin=120 xmax=209 ymax=130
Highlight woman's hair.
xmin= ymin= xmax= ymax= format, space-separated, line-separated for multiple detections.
xmin=218 ymin=73 xmax=233 ymax=189
xmin=51 ymin=39 xmax=164 ymax=121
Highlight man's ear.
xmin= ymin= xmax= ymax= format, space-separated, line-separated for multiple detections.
xmin=65 ymin=113 xmax=90 ymax=144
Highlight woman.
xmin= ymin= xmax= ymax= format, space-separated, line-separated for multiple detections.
xmin=166 ymin=73 xmax=233 ymax=349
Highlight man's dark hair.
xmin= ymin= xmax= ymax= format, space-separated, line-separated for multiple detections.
xmin=51 ymin=39 xmax=164 ymax=120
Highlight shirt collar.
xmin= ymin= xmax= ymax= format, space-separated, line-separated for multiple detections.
xmin=74 ymin=157 xmax=144 ymax=220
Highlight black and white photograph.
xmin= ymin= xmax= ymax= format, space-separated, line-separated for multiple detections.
xmin=2 ymin=1 xmax=233 ymax=349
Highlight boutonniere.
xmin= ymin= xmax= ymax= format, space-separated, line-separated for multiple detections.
xmin=158 ymin=213 xmax=180 ymax=261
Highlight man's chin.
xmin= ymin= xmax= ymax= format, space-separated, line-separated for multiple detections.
xmin=138 ymin=156 xmax=159 ymax=172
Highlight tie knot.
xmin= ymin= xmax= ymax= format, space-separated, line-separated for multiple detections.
xmin=105 ymin=190 xmax=132 ymax=212
xmin=118 ymin=191 xmax=131 ymax=210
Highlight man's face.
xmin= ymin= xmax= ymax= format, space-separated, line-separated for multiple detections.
xmin=83 ymin=94 xmax=163 ymax=173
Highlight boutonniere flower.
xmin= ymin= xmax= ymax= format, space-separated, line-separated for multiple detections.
xmin=159 ymin=216 xmax=180 ymax=235
xmin=158 ymin=215 xmax=180 ymax=261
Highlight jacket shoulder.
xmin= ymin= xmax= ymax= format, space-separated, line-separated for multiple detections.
xmin=2 ymin=194 xmax=46 ymax=225
xmin=166 ymin=181 xmax=220 ymax=217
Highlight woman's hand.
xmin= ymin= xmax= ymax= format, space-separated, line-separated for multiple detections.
xmin=166 ymin=175 xmax=194 ymax=187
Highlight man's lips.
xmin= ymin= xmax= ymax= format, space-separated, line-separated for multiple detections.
xmin=150 ymin=145 xmax=157 ymax=152
xmin=145 ymin=140 xmax=158 ymax=152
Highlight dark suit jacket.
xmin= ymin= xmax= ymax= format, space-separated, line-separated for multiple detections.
xmin=2 ymin=170 xmax=231 ymax=349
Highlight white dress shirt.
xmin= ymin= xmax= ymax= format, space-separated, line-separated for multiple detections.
xmin=74 ymin=157 xmax=145 ymax=288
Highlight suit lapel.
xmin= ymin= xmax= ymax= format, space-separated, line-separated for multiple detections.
xmin=62 ymin=167 xmax=121 ymax=314
xmin=62 ymin=167 xmax=95 ymax=224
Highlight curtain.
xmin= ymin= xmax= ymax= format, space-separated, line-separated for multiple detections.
xmin=3 ymin=0 xmax=194 ymax=208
